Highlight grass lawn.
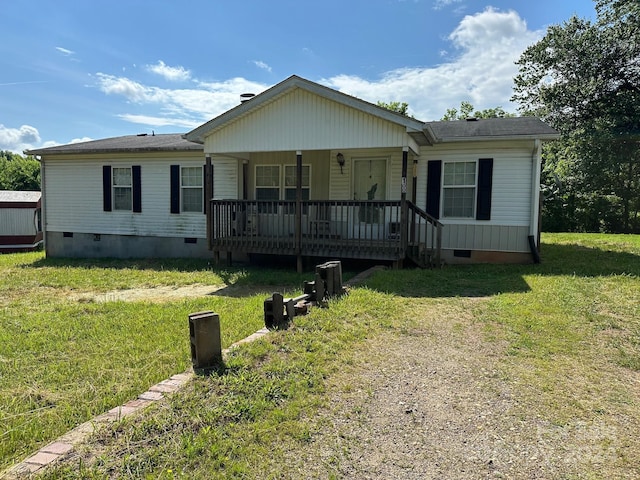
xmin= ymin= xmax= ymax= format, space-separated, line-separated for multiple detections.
xmin=0 ymin=254 xmax=306 ymax=471
xmin=3 ymin=233 xmax=640 ymax=478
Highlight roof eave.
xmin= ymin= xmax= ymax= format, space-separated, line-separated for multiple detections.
xmin=430 ymin=133 xmax=561 ymax=144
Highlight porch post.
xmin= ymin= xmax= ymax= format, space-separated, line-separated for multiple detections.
xmin=205 ymin=156 xmax=213 ymax=251
xmin=400 ymin=148 xmax=409 ymax=268
xmin=295 ymin=151 xmax=303 ymax=273
xmin=410 ymin=157 xmax=418 ymax=243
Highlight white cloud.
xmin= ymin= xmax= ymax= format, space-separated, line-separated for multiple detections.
xmin=69 ymin=137 xmax=93 ymax=144
xmin=323 ymin=8 xmax=541 ymax=120
xmin=118 ymin=114 xmax=200 ymax=129
xmin=146 ymin=61 xmax=191 ymax=82
xmin=0 ymin=124 xmax=42 ymax=153
xmin=253 ymin=60 xmax=272 ymax=73
xmin=93 ymin=8 xmax=540 ymax=129
xmin=95 ymin=73 xmax=269 ymax=128
xmin=433 ymin=0 xmax=463 ymax=10
xmin=55 ymin=46 xmax=75 ymax=56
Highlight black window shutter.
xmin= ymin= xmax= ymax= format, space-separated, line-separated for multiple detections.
xmin=476 ymin=158 xmax=493 ymax=221
xmin=426 ymin=160 xmax=442 ymax=219
xmin=102 ymin=165 xmax=112 ymax=212
xmin=170 ymin=165 xmax=180 ymax=214
xmin=132 ymin=165 xmax=142 ymax=213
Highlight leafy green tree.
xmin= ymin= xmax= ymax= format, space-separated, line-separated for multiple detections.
xmin=441 ymin=101 xmax=515 ymax=121
xmin=0 ymin=151 xmax=41 ymax=191
xmin=512 ymin=0 xmax=640 ymax=233
xmin=377 ymin=101 xmax=410 ymax=116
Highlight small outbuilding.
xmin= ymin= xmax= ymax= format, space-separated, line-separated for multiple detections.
xmin=0 ymin=190 xmax=42 ymax=253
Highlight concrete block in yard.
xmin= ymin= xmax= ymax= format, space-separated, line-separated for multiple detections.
xmin=189 ymin=311 xmax=222 ymax=369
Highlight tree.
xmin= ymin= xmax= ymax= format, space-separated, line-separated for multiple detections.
xmin=0 ymin=151 xmax=41 ymax=191
xmin=441 ymin=101 xmax=515 ymax=120
xmin=512 ymin=0 xmax=640 ymax=233
xmin=377 ymin=101 xmax=410 ymax=116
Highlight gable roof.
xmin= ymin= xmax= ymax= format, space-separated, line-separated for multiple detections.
xmin=25 ymin=134 xmax=202 ymax=156
xmin=424 ymin=117 xmax=560 ymax=143
xmin=184 ymin=75 xmax=428 ymax=145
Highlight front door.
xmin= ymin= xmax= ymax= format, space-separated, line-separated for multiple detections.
xmin=353 ymin=158 xmax=386 ymax=201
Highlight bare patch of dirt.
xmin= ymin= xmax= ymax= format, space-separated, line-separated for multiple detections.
xmin=71 ymin=284 xmax=295 ymax=303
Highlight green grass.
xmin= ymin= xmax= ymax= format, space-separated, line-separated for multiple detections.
xmin=4 ymin=233 xmax=640 ymax=478
xmin=0 ymin=253 xmax=306 ymax=470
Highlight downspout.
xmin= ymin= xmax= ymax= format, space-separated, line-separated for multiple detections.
xmin=529 ymin=139 xmax=541 ymax=263
xmin=38 ymin=156 xmax=47 ymax=255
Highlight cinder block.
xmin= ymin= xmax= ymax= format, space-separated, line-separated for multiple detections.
xmin=189 ymin=311 xmax=222 ymax=369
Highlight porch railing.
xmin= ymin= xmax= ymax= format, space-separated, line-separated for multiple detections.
xmin=209 ymin=199 xmax=442 ymax=265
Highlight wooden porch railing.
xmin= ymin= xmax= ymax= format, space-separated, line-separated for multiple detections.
xmin=406 ymin=201 xmax=443 ymax=267
xmin=208 ymin=199 xmax=442 ymax=266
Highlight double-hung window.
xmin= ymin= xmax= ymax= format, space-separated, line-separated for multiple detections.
xmin=255 ymin=165 xmax=280 ymax=213
xmin=442 ymin=161 xmax=476 ymax=218
xmin=181 ymin=166 xmax=203 ymax=213
xmin=113 ymin=167 xmax=133 ymax=211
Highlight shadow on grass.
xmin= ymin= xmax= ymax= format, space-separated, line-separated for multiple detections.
xmin=362 ymin=242 xmax=640 ymax=298
xmin=19 ymin=256 xmax=307 ymax=288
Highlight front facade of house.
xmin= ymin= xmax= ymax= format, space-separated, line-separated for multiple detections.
xmin=29 ymin=75 xmax=558 ymax=266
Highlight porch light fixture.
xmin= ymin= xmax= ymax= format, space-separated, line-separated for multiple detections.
xmin=336 ymin=152 xmax=345 ymax=174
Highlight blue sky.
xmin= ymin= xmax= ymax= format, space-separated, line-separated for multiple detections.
xmin=1 ymin=0 xmax=596 ymax=153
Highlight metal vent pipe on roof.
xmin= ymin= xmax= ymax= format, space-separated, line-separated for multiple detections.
xmin=240 ymin=93 xmax=255 ymax=103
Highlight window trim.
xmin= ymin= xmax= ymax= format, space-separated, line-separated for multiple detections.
xmin=254 ymin=164 xmax=312 ymax=201
xmin=441 ymin=160 xmax=477 ymax=219
xmin=180 ymin=165 xmax=204 ymax=214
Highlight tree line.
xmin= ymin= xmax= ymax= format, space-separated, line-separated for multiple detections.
xmin=0 ymin=151 xmax=40 ymax=191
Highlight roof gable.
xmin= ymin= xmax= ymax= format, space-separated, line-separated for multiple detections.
xmin=185 ymin=75 xmax=426 ymax=147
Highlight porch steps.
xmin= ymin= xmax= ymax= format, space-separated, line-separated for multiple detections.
xmin=406 ymin=243 xmax=436 ymax=269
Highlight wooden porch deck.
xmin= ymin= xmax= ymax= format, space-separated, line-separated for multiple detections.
xmin=208 ymin=200 xmax=442 ymax=268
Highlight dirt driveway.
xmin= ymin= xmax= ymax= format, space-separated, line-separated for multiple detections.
xmin=285 ymin=300 xmax=620 ymax=479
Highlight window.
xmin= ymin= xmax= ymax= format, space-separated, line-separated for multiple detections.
xmin=181 ymin=166 xmax=203 ymax=213
xmin=113 ymin=167 xmax=132 ymax=211
xmin=255 ymin=165 xmax=280 ymax=213
xmin=442 ymin=161 xmax=476 ymax=218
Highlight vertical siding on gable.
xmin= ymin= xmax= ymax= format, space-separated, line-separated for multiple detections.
xmin=205 ymin=89 xmax=408 ymax=153
xmin=43 ymin=153 xmax=207 ymax=238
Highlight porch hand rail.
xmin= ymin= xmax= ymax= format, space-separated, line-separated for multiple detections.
xmin=209 ymin=199 xmax=405 ymax=260
xmin=208 ymin=199 xmax=442 ymax=266
xmin=406 ymin=201 xmax=443 ymax=267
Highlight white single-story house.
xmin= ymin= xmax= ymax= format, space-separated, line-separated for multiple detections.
xmin=0 ymin=190 xmax=42 ymax=253
xmin=28 ymin=75 xmax=559 ymax=268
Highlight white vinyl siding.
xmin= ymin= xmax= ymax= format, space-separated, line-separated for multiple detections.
xmin=212 ymin=157 xmax=238 ymax=200
xmin=204 ymin=88 xmax=409 ymax=153
xmin=43 ymin=153 xmax=207 ymax=238
xmin=416 ymin=141 xmax=536 ymax=253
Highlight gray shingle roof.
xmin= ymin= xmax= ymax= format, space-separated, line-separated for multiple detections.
xmin=424 ymin=117 xmax=559 ymax=143
xmin=25 ymin=134 xmax=203 ymax=155
xmin=0 ymin=190 xmax=41 ymax=203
